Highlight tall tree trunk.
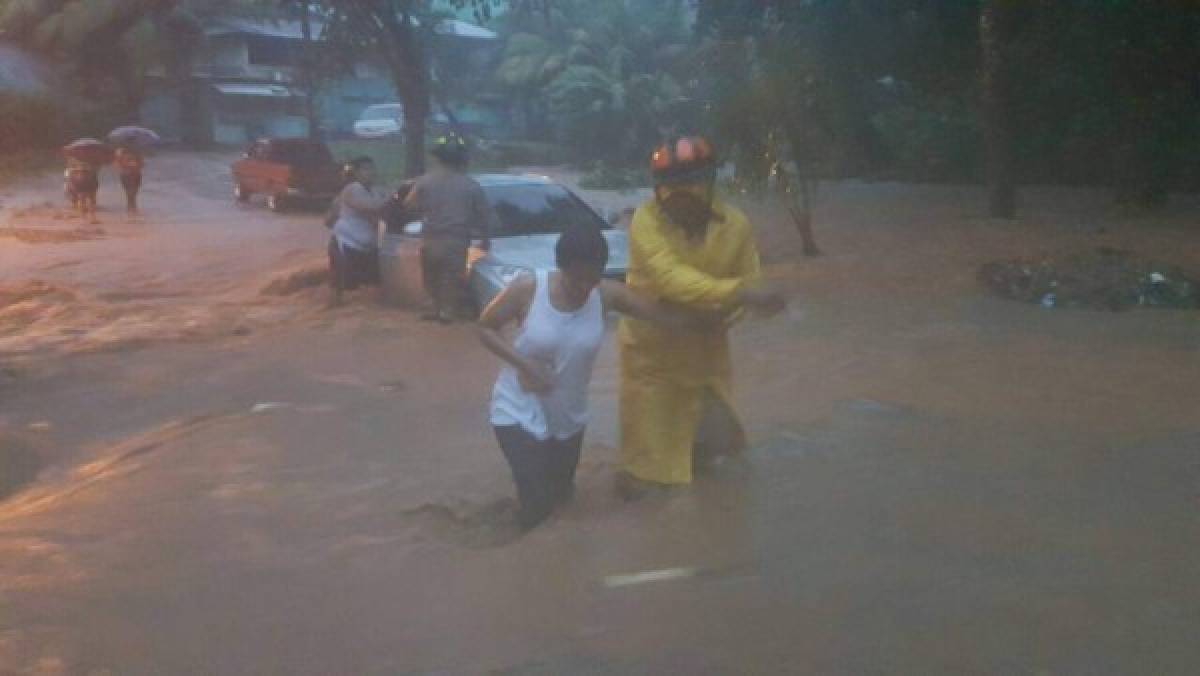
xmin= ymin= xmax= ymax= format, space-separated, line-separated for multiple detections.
xmin=980 ymin=0 xmax=1017 ymax=218
xmin=398 ymin=74 xmax=430 ymax=177
xmin=299 ymin=3 xmax=322 ymax=141
xmin=387 ymin=14 xmax=430 ymax=178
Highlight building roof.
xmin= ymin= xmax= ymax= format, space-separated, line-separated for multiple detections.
xmin=213 ymin=83 xmax=299 ymax=98
xmin=207 ymin=17 xmax=326 ymax=40
xmin=436 ymin=19 xmax=497 ymax=40
xmin=475 ymin=173 xmax=554 ymax=187
xmin=206 ymin=16 xmax=496 ymax=41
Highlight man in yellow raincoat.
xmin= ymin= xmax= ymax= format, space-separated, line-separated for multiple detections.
xmin=618 ymin=137 xmax=785 ymax=495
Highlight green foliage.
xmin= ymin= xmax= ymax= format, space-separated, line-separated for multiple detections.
xmin=0 ymin=91 xmax=126 ymax=154
xmin=495 ymin=32 xmax=564 ymax=91
xmin=871 ymin=97 xmax=980 ymax=182
xmin=494 ymin=0 xmax=693 ymax=165
xmin=0 ymin=93 xmax=60 ymax=153
xmin=577 ymin=161 xmax=647 ymax=191
xmin=695 ymin=0 xmax=1200 ymax=205
xmin=476 ymin=139 xmax=568 ymax=166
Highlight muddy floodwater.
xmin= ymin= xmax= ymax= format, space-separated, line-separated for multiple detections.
xmin=1 ymin=155 xmax=1199 ymax=674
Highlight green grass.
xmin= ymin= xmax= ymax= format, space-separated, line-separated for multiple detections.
xmin=327 ymin=137 xmax=560 ymax=186
xmin=328 ymin=138 xmax=409 ymax=185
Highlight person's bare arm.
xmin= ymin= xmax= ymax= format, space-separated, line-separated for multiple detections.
xmin=478 ymin=275 xmax=554 ymax=394
xmin=402 ymin=179 xmax=423 ymax=214
xmin=600 ymin=281 xmax=723 ymax=330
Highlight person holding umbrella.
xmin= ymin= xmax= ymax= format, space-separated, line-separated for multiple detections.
xmin=113 ymin=145 xmax=145 ymax=216
xmin=108 ymin=127 xmax=158 ymax=217
xmin=62 ymin=139 xmax=111 ymax=224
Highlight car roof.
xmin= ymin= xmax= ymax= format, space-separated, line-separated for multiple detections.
xmin=474 ymin=173 xmax=557 ymax=188
xmin=261 ymin=137 xmax=327 ymax=148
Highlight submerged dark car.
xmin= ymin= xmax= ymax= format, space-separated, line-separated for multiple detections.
xmin=388 ymin=174 xmax=627 ymax=310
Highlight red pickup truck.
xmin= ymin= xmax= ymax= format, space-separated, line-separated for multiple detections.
xmin=232 ymin=138 xmax=343 ymax=212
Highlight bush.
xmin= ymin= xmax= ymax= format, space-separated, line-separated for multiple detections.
xmin=577 ymin=162 xmax=648 ymax=191
xmin=871 ymin=100 xmax=980 ymax=182
xmin=0 ymin=92 xmax=128 ymax=154
xmin=0 ymin=93 xmax=61 ymax=153
xmin=478 ymin=140 xmax=569 ymax=167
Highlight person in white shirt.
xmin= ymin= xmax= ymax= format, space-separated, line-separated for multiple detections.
xmin=478 ymin=224 xmax=718 ymax=531
xmin=329 ymin=156 xmax=391 ymax=305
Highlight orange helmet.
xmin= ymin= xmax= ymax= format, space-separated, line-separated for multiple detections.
xmin=650 ymin=136 xmax=717 ymax=185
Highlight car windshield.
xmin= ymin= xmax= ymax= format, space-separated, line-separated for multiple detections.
xmin=271 ymin=142 xmax=332 ymax=166
xmin=362 ymin=105 xmax=401 ymax=121
xmin=484 ymin=183 xmax=609 ymax=237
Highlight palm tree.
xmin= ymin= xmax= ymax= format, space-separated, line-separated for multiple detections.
xmin=495 ymin=32 xmax=564 ymax=136
xmin=980 ymin=0 xmax=1018 ymax=218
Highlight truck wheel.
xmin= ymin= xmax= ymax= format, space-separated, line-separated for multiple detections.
xmin=234 ymin=183 xmax=251 ymax=203
xmin=267 ymin=193 xmax=287 ymax=213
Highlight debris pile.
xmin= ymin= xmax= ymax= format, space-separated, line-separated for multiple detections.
xmin=979 ymin=247 xmax=1199 ymax=311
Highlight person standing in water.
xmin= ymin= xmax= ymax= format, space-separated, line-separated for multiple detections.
xmin=113 ymin=145 xmax=145 ymax=216
xmin=617 ymin=136 xmax=786 ymax=499
xmin=65 ymin=157 xmax=100 ymax=224
xmin=404 ymin=134 xmax=494 ymax=324
xmin=479 ymin=224 xmax=719 ymax=531
xmin=329 ymin=156 xmax=390 ymax=305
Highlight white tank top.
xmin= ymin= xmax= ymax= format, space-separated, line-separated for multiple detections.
xmin=489 ymin=270 xmax=605 ymax=441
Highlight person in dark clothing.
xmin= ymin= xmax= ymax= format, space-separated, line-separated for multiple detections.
xmin=404 ymin=134 xmax=494 ymax=324
xmin=65 ymin=158 xmax=99 ymax=224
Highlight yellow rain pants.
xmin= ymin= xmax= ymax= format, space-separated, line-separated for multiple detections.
xmin=618 ymin=198 xmax=762 ymax=485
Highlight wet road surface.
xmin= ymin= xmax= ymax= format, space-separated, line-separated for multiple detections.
xmin=2 ymin=157 xmax=1199 ymax=674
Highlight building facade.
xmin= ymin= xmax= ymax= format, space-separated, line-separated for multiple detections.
xmin=140 ymin=16 xmax=498 ymax=146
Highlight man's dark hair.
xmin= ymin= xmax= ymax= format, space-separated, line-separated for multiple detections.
xmin=555 ymin=224 xmax=609 ymax=270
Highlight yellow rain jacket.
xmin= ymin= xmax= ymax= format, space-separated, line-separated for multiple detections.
xmin=618 ymin=197 xmax=762 ymax=485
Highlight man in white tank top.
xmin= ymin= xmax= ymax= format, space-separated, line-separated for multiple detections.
xmin=479 ymin=225 xmax=719 ymax=531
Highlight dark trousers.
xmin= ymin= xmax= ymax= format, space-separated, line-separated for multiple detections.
xmin=494 ymin=425 xmax=584 ymax=531
xmin=420 ymin=238 xmax=468 ymax=315
xmin=120 ymin=172 xmax=142 ymax=212
xmin=328 ymin=237 xmax=379 ymax=297
xmin=68 ymin=172 xmax=98 ymax=204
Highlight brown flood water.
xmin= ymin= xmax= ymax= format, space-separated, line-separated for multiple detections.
xmin=2 ymin=164 xmax=1199 ymax=673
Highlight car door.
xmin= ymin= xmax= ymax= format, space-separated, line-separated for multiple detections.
xmin=243 ymin=141 xmax=271 ymax=193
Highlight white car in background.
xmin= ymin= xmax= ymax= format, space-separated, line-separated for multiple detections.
xmin=354 ymin=103 xmax=404 ymax=138
xmin=354 ymin=104 xmax=453 ymax=139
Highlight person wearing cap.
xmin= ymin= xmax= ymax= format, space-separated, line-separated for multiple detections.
xmin=617 ymin=136 xmax=786 ymax=498
xmin=404 ymin=134 xmax=495 ymax=324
